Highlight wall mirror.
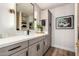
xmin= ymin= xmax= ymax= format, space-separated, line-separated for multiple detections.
xmin=16 ymin=3 xmax=34 ymax=31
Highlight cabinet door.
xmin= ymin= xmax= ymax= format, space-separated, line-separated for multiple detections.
xmin=11 ymin=48 xmax=28 ymax=56
xmin=43 ymin=38 xmax=48 ymax=54
xmin=28 ymin=40 xmax=43 ymax=56
xmin=18 ymin=50 xmax=28 ymax=56
xmin=47 ymin=35 xmax=51 ymax=48
xmin=28 ymin=43 xmax=38 ymax=56
xmin=43 ymin=35 xmax=50 ymax=54
xmin=37 ymin=40 xmax=43 ymax=56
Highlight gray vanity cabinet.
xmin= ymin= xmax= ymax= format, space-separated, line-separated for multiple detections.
xmin=0 ymin=35 xmax=49 ymax=56
xmin=28 ymin=37 xmax=44 ymax=56
xmin=28 ymin=35 xmax=49 ymax=56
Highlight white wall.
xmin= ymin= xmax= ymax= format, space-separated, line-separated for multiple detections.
xmin=51 ymin=4 xmax=75 ymax=52
xmin=77 ymin=4 xmax=79 ymax=27
xmin=0 ymin=3 xmax=16 ymax=33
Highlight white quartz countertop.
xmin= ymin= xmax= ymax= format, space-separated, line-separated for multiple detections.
xmin=0 ymin=33 xmax=48 ymax=48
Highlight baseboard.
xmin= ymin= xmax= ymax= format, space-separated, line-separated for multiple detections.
xmin=52 ymin=45 xmax=75 ymax=52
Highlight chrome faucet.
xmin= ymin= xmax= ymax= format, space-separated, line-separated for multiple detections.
xmin=27 ymin=29 xmax=29 ymax=35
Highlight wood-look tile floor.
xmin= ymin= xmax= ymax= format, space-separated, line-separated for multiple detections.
xmin=45 ymin=47 xmax=75 ymax=56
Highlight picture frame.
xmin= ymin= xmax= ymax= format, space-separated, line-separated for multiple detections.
xmin=56 ymin=15 xmax=74 ymax=29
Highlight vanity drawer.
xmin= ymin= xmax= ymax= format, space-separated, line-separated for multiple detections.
xmin=29 ymin=36 xmax=44 ymax=46
xmin=0 ymin=40 xmax=28 ymax=56
xmin=11 ymin=48 xmax=28 ymax=56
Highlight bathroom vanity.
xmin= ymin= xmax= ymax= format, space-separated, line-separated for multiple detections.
xmin=0 ymin=33 xmax=50 ymax=56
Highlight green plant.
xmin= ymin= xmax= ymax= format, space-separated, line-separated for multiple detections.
xmin=37 ymin=24 xmax=43 ymax=32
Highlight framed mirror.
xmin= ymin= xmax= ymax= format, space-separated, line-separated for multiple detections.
xmin=16 ymin=3 xmax=34 ymax=31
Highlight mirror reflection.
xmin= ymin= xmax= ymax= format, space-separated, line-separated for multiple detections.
xmin=16 ymin=3 xmax=34 ymax=31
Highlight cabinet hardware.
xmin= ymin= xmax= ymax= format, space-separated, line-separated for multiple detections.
xmin=43 ymin=41 xmax=45 ymax=45
xmin=8 ymin=46 xmax=21 ymax=51
xmin=37 ymin=44 xmax=40 ymax=51
xmin=26 ymin=51 xmax=28 ymax=56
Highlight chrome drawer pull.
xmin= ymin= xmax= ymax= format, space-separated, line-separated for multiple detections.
xmin=8 ymin=46 xmax=21 ymax=51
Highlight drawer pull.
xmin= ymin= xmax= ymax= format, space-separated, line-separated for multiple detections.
xmin=43 ymin=41 xmax=45 ymax=45
xmin=8 ymin=46 xmax=21 ymax=51
xmin=26 ymin=51 xmax=28 ymax=56
xmin=37 ymin=44 xmax=40 ymax=51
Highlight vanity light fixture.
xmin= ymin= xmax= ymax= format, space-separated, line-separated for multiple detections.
xmin=9 ymin=9 xmax=15 ymax=14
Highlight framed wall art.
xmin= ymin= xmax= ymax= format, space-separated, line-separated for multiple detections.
xmin=56 ymin=15 xmax=74 ymax=29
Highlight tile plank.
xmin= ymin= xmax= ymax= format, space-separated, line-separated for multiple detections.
xmin=45 ymin=47 xmax=75 ymax=56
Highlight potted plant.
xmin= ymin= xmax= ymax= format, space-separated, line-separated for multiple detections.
xmin=37 ymin=24 xmax=43 ymax=32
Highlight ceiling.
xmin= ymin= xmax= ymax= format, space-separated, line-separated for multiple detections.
xmin=37 ymin=3 xmax=67 ymax=9
xmin=16 ymin=3 xmax=68 ymax=15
